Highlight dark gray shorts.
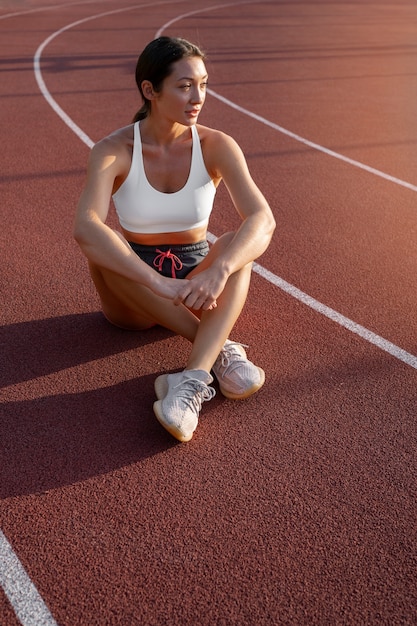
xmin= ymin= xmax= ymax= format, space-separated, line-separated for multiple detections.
xmin=129 ymin=240 xmax=209 ymax=279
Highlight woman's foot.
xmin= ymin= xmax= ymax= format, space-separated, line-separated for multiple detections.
xmin=153 ymin=369 xmax=215 ymax=441
xmin=212 ymin=341 xmax=265 ymax=400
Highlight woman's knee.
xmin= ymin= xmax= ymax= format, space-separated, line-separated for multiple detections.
xmin=212 ymin=233 xmax=252 ymax=266
xmin=211 ymin=231 xmax=235 ymax=251
xmin=87 ymin=261 xmax=156 ymax=330
xmin=102 ymin=308 xmax=155 ymax=331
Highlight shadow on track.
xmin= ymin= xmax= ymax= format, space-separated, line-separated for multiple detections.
xmin=0 ymin=312 xmax=170 ymax=387
xmin=0 ymin=313 xmax=226 ymax=498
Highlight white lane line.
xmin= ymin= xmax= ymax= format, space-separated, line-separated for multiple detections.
xmin=207 ymin=232 xmax=417 ymax=369
xmin=0 ymin=530 xmax=57 ymax=626
xmin=32 ymin=1 xmax=417 ymax=370
xmin=5 ymin=0 xmax=417 ymax=622
xmin=207 ymin=90 xmax=417 ymax=193
xmin=252 ymin=262 xmax=417 ymax=369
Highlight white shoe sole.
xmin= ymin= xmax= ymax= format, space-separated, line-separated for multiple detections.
xmin=218 ymin=367 xmax=266 ymax=400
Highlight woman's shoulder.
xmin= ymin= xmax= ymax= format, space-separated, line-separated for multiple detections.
xmin=93 ymin=124 xmax=134 ymax=157
xmin=197 ymin=124 xmax=236 ymax=146
xmin=88 ymin=124 xmax=134 ymax=175
xmin=197 ymin=124 xmax=245 ymax=178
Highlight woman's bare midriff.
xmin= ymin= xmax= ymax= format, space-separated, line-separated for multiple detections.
xmin=121 ymin=224 xmax=208 ymax=246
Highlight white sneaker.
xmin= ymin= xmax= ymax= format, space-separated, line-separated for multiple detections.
xmin=212 ymin=341 xmax=265 ymax=400
xmin=153 ymin=369 xmax=215 ymax=442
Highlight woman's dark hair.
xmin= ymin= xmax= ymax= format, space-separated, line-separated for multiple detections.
xmin=132 ymin=36 xmax=206 ymax=122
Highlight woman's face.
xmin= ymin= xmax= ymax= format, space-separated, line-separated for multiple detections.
xmin=152 ymin=56 xmax=208 ymax=125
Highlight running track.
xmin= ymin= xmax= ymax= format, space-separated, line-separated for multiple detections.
xmin=1 ymin=1 xmax=417 ymax=624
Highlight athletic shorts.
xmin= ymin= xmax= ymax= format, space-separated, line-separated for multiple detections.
xmin=129 ymin=240 xmax=209 ymax=279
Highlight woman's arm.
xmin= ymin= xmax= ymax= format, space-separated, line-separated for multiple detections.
xmin=174 ymin=129 xmax=276 ymax=309
xmin=73 ymin=134 xmax=183 ymax=300
xmin=207 ymin=129 xmax=276 ymax=274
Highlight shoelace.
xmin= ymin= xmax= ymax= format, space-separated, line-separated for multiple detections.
xmin=173 ymin=378 xmax=216 ymax=412
xmin=153 ymin=249 xmax=183 ymax=278
xmin=216 ymin=342 xmax=249 ymax=378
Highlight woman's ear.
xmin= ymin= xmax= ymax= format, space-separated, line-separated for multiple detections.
xmin=141 ymin=80 xmax=156 ymax=100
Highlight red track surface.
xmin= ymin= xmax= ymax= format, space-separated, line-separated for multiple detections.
xmin=1 ymin=1 xmax=417 ymax=624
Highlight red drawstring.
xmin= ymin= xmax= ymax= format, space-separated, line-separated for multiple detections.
xmin=153 ymin=249 xmax=183 ymax=278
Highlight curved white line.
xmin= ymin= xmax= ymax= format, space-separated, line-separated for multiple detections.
xmin=159 ymin=7 xmax=417 ymax=369
xmin=33 ymin=1 xmax=182 ymax=149
xmin=154 ymin=0 xmax=259 ymax=38
xmin=0 ymin=0 xmax=113 ymax=21
xmin=33 ymin=2 xmax=417 ymax=369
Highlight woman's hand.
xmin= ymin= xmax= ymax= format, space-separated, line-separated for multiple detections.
xmin=151 ymin=271 xmax=219 ymax=310
xmin=172 ymin=266 xmax=228 ymax=310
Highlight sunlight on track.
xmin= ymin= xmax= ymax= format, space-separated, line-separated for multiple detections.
xmin=206 ymin=233 xmax=417 ymax=370
xmin=31 ymin=0 xmax=417 ymax=371
xmin=157 ymin=4 xmax=417 ymax=194
xmin=158 ymin=7 xmax=417 ymax=369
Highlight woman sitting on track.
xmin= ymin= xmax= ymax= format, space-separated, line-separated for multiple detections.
xmin=74 ymin=36 xmax=276 ymax=442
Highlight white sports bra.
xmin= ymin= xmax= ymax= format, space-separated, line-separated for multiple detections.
xmin=112 ymin=122 xmax=216 ymax=234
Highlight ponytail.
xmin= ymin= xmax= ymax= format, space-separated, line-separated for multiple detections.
xmin=132 ymin=103 xmax=149 ymax=123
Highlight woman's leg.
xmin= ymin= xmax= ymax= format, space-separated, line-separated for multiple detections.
xmin=88 ymin=260 xmax=200 ymax=337
xmin=153 ymin=233 xmax=260 ymax=441
xmin=88 ymin=231 xmax=252 ymax=371
xmin=185 ymin=266 xmax=252 ymax=371
xmin=184 ymin=232 xmax=252 ymax=372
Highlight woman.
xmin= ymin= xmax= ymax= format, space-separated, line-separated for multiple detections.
xmin=74 ymin=36 xmax=276 ymax=442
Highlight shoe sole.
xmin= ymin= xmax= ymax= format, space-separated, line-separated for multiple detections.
xmin=153 ymin=374 xmax=195 ymax=442
xmin=218 ymin=367 xmax=266 ymax=400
